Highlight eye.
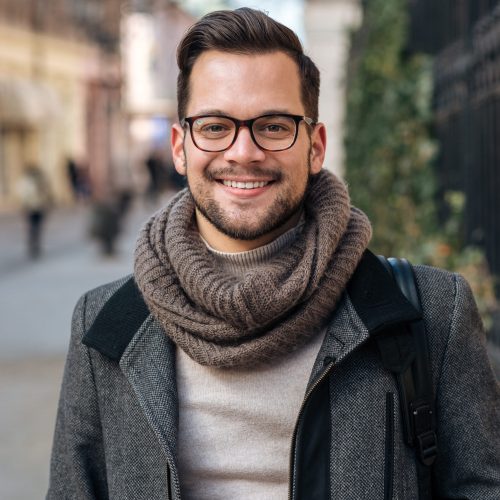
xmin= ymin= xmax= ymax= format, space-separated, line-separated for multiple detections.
xmin=255 ymin=116 xmax=294 ymax=138
xmin=202 ymin=124 xmax=228 ymax=133
xmin=263 ymin=124 xmax=288 ymax=133
xmin=193 ymin=117 xmax=234 ymax=138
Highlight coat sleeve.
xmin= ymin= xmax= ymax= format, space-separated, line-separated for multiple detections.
xmin=46 ymin=293 xmax=109 ymax=499
xmin=434 ymin=273 xmax=500 ymax=499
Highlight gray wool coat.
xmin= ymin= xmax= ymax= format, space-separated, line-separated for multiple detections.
xmin=47 ymin=264 xmax=500 ymax=500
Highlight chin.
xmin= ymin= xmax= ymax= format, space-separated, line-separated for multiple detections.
xmin=216 ymin=222 xmax=272 ymax=241
xmin=214 ymin=208 xmax=301 ymax=241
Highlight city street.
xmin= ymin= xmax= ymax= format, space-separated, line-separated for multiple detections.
xmin=2 ymin=1 xmax=500 ymax=498
xmin=1 ymin=192 xmax=499 ymax=500
xmin=0 ymin=195 xmax=170 ymax=499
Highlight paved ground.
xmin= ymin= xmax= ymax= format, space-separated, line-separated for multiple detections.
xmin=0 ymin=194 xmax=171 ymax=499
xmin=0 ymin=357 xmax=65 ymax=500
xmin=0 ymin=193 xmax=499 ymax=499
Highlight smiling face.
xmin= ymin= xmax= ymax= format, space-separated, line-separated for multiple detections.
xmin=171 ymin=50 xmax=326 ymax=252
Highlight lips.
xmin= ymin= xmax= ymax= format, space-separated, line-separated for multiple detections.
xmin=221 ymin=180 xmax=270 ymax=189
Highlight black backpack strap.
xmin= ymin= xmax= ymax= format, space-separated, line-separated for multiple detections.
xmin=82 ymin=276 xmax=150 ymax=361
xmin=378 ymin=256 xmax=437 ymax=500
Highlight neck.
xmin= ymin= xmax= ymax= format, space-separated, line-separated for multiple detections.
xmin=195 ymin=209 xmax=302 ymax=253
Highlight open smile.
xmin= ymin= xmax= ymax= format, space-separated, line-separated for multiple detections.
xmin=221 ymin=180 xmax=271 ymax=189
xmin=213 ymin=177 xmax=276 ymax=199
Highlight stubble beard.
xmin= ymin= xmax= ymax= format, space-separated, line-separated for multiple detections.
xmin=184 ymin=148 xmax=313 ymax=241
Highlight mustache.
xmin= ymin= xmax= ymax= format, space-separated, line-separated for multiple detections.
xmin=204 ymin=166 xmax=283 ymax=182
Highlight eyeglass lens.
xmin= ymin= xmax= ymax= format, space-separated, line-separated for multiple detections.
xmin=191 ymin=115 xmax=298 ymax=152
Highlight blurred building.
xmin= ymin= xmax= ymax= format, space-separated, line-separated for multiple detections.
xmin=122 ymin=0 xmax=195 ymax=183
xmin=409 ymin=0 xmax=500 ymax=290
xmin=0 ymin=0 xmax=123 ymax=209
xmin=305 ymin=0 xmax=362 ymax=177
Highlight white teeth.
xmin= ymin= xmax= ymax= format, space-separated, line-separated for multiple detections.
xmin=222 ymin=180 xmax=269 ymax=189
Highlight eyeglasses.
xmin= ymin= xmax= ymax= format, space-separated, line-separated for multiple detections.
xmin=181 ymin=113 xmax=316 ymax=152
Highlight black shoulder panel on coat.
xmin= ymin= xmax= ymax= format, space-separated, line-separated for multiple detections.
xmin=82 ymin=277 xmax=150 ymax=361
xmin=347 ymin=250 xmax=421 ymax=335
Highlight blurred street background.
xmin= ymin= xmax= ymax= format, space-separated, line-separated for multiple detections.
xmin=0 ymin=194 xmax=172 ymax=500
xmin=1 ymin=0 xmax=499 ymax=498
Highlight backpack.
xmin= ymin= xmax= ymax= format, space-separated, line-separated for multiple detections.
xmin=375 ymin=255 xmax=437 ymax=499
xmin=83 ymin=250 xmax=437 ymax=499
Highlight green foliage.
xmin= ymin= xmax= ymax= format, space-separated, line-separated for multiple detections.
xmin=404 ymin=191 xmax=498 ymax=329
xmin=345 ymin=0 xmax=437 ymax=256
xmin=345 ymin=0 xmax=498 ymax=326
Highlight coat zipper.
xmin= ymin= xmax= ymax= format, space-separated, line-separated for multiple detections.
xmin=288 ymin=360 xmax=335 ymax=500
xmin=167 ymin=461 xmax=181 ymax=500
xmin=167 ymin=462 xmax=172 ymax=500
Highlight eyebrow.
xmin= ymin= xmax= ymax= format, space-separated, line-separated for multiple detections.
xmin=188 ymin=109 xmax=295 ymax=118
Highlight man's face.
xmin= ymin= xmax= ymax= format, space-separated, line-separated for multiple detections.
xmin=171 ymin=50 xmax=326 ymax=250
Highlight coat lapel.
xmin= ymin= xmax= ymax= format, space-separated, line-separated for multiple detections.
xmin=119 ymin=315 xmax=180 ymax=494
xmin=308 ymin=293 xmax=371 ymax=387
xmin=309 ymin=250 xmax=421 ymax=387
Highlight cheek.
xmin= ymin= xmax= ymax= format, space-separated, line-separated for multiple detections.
xmin=278 ymin=167 xmax=309 ymax=203
xmin=184 ymin=151 xmax=214 ymax=188
xmin=284 ymin=149 xmax=311 ymax=183
xmin=183 ymin=149 xmax=202 ymax=175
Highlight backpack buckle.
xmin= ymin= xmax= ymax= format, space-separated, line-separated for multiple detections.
xmin=411 ymin=402 xmax=438 ymax=466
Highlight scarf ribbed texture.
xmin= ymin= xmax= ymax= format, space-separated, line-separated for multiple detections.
xmin=134 ymin=169 xmax=372 ymax=368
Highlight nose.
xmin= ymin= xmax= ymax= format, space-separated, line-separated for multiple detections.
xmin=223 ymin=125 xmax=266 ymax=164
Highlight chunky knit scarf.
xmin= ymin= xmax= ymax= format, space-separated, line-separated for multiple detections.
xmin=134 ymin=169 xmax=372 ymax=368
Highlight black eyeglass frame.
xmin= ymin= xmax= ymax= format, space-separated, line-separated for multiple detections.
xmin=180 ymin=113 xmax=316 ymax=153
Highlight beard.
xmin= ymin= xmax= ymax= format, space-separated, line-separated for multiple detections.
xmin=185 ymin=151 xmax=312 ymax=241
xmin=190 ymin=182 xmax=305 ymax=241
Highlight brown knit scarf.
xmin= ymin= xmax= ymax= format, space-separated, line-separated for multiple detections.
xmin=134 ymin=169 xmax=372 ymax=368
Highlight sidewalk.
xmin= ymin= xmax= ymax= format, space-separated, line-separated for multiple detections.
xmin=0 ymin=357 xmax=64 ymax=500
xmin=0 ymin=205 xmax=89 ymax=278
xmin=0 ymin=193 xmax=173 ymax=500
xmin=0 ymin=201 xmax=155 ymax=359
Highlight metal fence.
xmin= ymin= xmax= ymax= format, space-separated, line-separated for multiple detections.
xmin=409 ymin=0 xmax=500 ymax=52
xmin=409 ymin=0 xmax=500 ymax=341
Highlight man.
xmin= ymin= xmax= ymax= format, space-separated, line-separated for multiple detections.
xmin=47 ymin=8 xmax=500 ymax=500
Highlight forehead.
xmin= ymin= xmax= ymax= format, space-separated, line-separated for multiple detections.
xmin=187 ymin=50 xmax=303 ymax=118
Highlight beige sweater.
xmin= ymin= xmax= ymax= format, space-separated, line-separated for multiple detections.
xmin=176 ymin=225 xmax=325 ymax=499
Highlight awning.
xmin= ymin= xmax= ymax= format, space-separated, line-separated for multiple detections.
xmin=0 ymin=77 xmax=62 ymax=127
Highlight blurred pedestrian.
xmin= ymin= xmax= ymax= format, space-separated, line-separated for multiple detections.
xmin=66 ymin=157 xmax=79 ymax=199
xmin=88 ymin=189 xmax=134 ymax=256
xmin=144 ymin=151 xmax=163 ymax=204
xmin=66 ymin=157 xmax=91 ymax=202
xmin=17 ymin=164 xmax=52 ymax=259
xmin=89 ymin=200 xmax=120 ymax=256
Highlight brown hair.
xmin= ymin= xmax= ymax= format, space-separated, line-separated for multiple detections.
xmin=176 ymin=7 xmax=320 ymax=122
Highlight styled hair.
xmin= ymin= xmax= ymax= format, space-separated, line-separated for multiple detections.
xmin=176 ymin=7 xmax=320 ymax=122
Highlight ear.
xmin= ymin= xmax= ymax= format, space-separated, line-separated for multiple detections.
xmin=171 ymin=123 xmax=187 ymax=176
xmin=309 ymin=123 xmax=326 ymax=175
